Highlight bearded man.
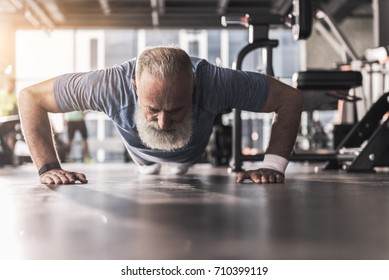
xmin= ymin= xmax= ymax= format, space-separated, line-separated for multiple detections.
xmin=18 ymin=46 xmax=302 ymax=185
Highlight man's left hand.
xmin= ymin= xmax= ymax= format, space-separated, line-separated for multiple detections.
xmin=236 ymin=168 xmax=284 ymax=184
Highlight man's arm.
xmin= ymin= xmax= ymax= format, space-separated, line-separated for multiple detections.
xmin=236 ymin=76 xmax=303 ymax=184
xmin=18 ymin=78 xmax=88 ymax=185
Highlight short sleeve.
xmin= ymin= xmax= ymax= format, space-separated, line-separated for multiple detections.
xmin=195 ymin=61 xmax=269 ymax=114
xmin=54 ymin=60 xmax=136 ymax=117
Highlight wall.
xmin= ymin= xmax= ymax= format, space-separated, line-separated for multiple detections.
xmin=306 ymin=17 xmax=373 ymax=69
xmin=0 ymin=22 xmax=16 ymax=85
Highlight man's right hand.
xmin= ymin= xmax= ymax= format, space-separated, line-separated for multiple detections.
xmin=40 ymin=169 xmax=88 ymax=185
xmin=18 ymin=78 xmax=88 ymax=185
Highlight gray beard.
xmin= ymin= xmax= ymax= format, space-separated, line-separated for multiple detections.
xmin=135 ymin=102 xmax=192 ymax=152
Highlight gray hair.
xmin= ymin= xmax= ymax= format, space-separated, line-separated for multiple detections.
xmin=135 ymin=46 xmax=193 ymax=82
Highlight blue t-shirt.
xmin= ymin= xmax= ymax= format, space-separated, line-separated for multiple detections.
xmin=54 ymin=57 xmax=269 ymax=163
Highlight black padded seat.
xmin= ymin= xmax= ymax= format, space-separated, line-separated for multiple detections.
xmin=293 ymin=70 xmax=363 ymax=90
xmin=293 ymin=70 xmax=363 ymax=111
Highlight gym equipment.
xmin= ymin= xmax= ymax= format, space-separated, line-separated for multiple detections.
xmin=289 ymin=0 xmax=313 ymax=40
xmin=294 ymin=70 xmax=363 ymax=112
xmin=325 ymin=92 xmax=389 ymax=172
xmin=221 ymin=0 xmax=313 ymax=171
xmin=208 ymin=114 xmax=232 ymax=166
xmin=282 ymin=71 xmax=389 ymax=172
xmin=0 ymin=115 xmax=20 ymax=166
xmin=291 ymin=69 xmax=362 ymax=161
xmin=220 ymin=0 xmax=389 ymax=172
xmin=314 ymin=9 xmax=358 ymax=63
xmin=0 ymin=115 xmax=68 ymax=167
xmin=221 ymin=0 xmax=312 ymax=41
xmin=294 ymin=70 xmax=363 ymax=91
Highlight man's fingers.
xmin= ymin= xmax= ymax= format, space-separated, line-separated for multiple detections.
xmin=275 ymin=173 xmax=284 ymax=183
xmin=260 ymin=174 xmax=268 ymax=184
xmin=64 ymin=172 xmax=76 ymax=183
xmin=250 ymin=172 xmax=262 ymax=184
xmin=236 ymin=171 xmax=250 ymax=183
xmin=236 ymin=168 xmax=285 ymax=184
xmin=40 ymin=175 xmax=54 ymax=185
xmin=40 ymin=173 xmax=61 ymax=185
xmin=268 ymin=174 xmax=276 ymax=183
xmin=237 ymin=171 xmax=262 ymax=183
xmin=39 ymin=169 xmax=88 ymax=185
xmin=74 ymin=172 xmax=88 ymax=184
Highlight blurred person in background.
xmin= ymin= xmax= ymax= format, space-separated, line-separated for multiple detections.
xmin=64 ymin=111 xmax=93 ymax=163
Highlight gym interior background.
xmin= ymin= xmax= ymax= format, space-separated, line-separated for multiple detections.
xmin=1 ymin=0 xmax=389 ymax=262
xmin=0 ymin=0 xmax=387 ymax=163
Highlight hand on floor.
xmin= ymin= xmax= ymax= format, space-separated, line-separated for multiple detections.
xmin=40 ymin=169 xmax=88 ymax=185
xmin=236 ymin=168 xmax=284 ymax=184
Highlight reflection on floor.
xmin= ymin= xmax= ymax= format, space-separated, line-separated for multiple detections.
xmin=0 ymin=162 xmax=388 ymax=260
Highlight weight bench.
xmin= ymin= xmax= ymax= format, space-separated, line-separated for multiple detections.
xmin=289 ymin=70 xmax=364 ymax=163
xmin=293 ymin=69 xmax=363 ymax=111
xmin=230 ymin=69 xmax=368 ymax=171
xmin=294 ymin=70 xmax=389 ymax=171
xmin=289 ymin=69 xmax=362 ymax=162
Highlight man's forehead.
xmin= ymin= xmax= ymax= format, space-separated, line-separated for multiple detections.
xmin=138 ymin=73 xmax=192 ymax=96
xmin=138 ymin=70 xmax=192 ymax=83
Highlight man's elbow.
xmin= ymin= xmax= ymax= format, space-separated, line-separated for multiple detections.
xmin=278 ymin=88 xmax=303 ymax=122
xmin=18 ymin=87 xmax=45 ymax=112
xmin=17 ymin=88 xmax=32 ymax=108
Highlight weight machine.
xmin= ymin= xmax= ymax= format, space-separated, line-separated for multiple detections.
xmin=325 ymin=92 xmax=389 ymax=172
xmin=220 ymin=0 xmax=389 ymax=173
xmin=221 ymin=0 xmax=313 ymax=171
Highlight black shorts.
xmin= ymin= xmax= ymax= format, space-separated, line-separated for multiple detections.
xmin=68 ymin=120 xmax=88 ymax=140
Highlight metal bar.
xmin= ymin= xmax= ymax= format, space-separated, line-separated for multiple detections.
xmin=230 ymin=39 xmax=279 ymax=171
xmin=315 ymin=9 xmax=359 ymax=62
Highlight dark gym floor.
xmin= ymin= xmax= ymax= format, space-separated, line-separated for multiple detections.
xmin=1 ymin=162 xmax=388 ymax=260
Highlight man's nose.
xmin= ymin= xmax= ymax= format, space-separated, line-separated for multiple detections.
xmin=157 ymin=111 xmax=171 ymax=130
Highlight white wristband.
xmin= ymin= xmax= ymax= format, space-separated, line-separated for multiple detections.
xmin=260 ymin=154 xmax=289 ymax=174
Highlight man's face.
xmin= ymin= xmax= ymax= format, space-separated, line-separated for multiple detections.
xmin=135 ymin=71 xmax=193 ymax=151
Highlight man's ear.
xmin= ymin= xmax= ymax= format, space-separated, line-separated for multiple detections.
xmin=132 ymin=79 xmax=138 ymax=96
